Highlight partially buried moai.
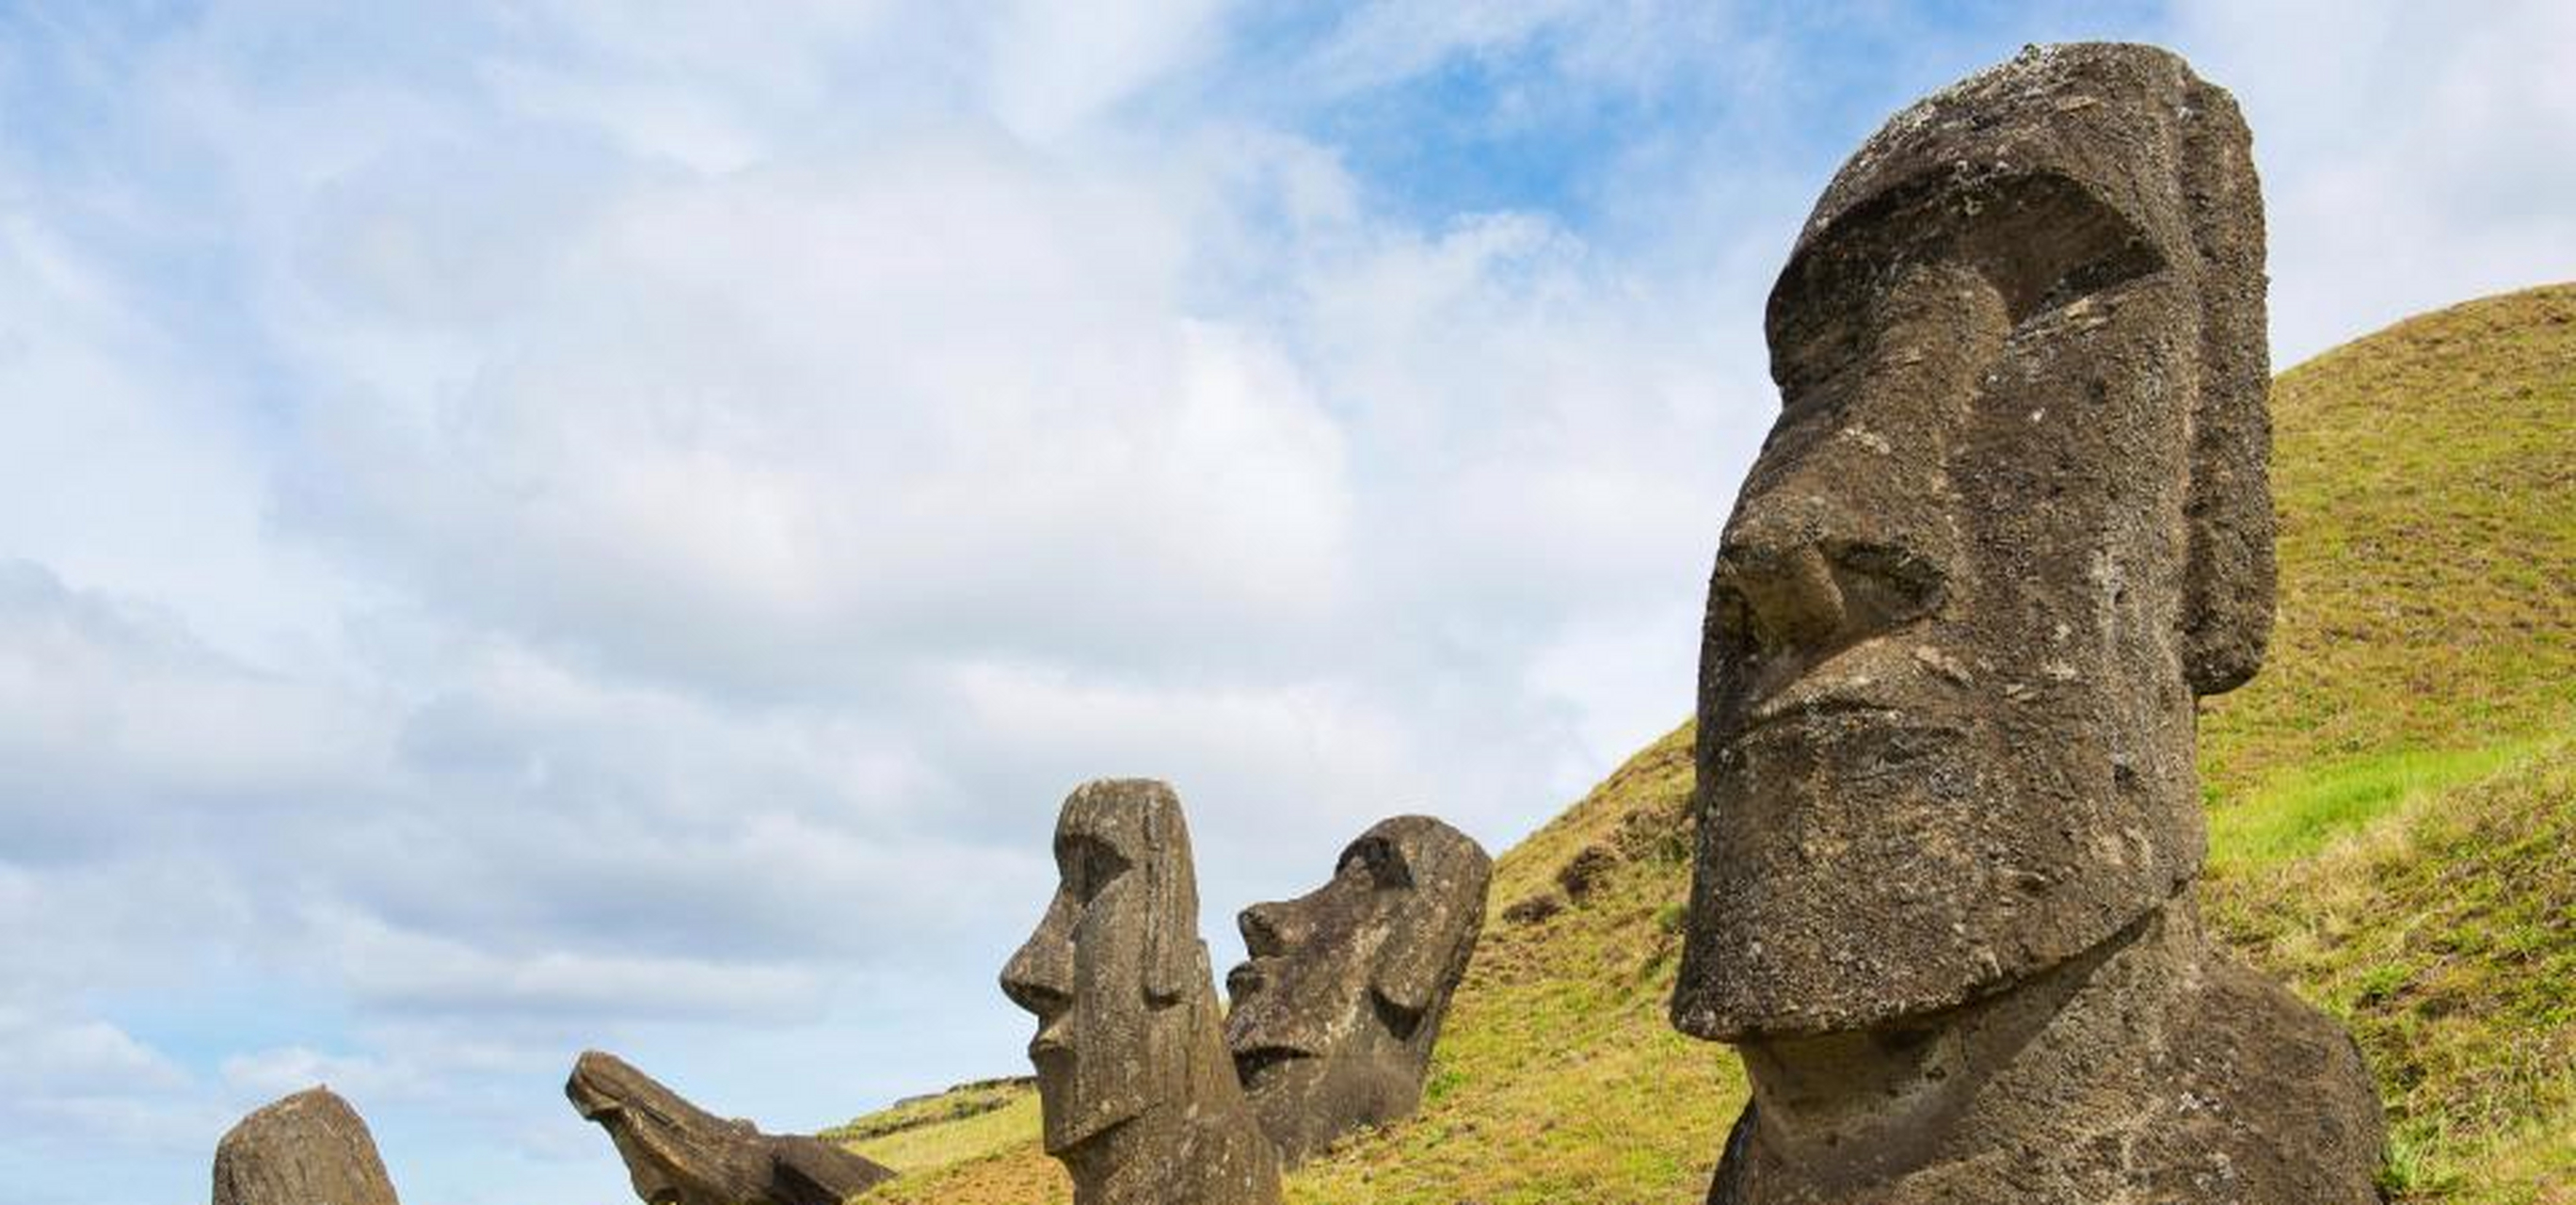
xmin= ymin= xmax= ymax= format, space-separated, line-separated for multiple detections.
xmin=1223 ymin=814 xmax=1492 ymax=1165
xmin=1668 ymin=43 xmax=2383 ymax=1203
xmin=212 ymin=1086 xmax=402 ymax=1205
xmin=1001 ymin=779 xmax=1282 ymax=1205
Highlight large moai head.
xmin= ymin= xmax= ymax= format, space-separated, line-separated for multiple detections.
xmin=1672 ymin=42 xmax=2271 ymax=1041
xmin=1000 ymin=779 xmax=1228 ymax=1156
xmin=1222 ymin=815 xmax=1492 ymax=1165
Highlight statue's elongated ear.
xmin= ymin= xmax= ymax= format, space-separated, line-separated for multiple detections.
xmin=1367 ymin=822 xmax=1494 ymax=1020
xmin=2177 ymin=77 xmax=2276 ymax=698
xmin=1371 ymin=915 xmax=1455 ymax=1020
xmin=1141 ymin=787 xmax=1205 ymax=1005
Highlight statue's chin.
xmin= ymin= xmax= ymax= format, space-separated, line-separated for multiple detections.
xmin=1234 ymin=1043 xmax=1316 ymax=1088
xmin=1041 ymin=1101 xmax=1139 ymax=1157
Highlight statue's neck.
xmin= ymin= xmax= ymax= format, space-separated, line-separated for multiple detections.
xmin=1735 ymin=898 xmax=2201 ymax=1185
xmin=1065 ymin=999 xmax=1276 ymax=1205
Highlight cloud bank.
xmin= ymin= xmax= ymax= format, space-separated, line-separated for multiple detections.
xmin=1 ymin=2 xmax=2567 ymax=1201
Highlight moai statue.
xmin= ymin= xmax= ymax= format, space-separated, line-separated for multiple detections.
xmin=212 ymin=1086 xmax=402 ymax=1205
xmin=1000 ymin=779 xmax=1283 ymax=1205
xmin=1668 ymin=43 xmax=2384 ymax=1203
xmin=565 ymin=1049 xmax=896 ymax=1205
xmin=1223 ymin=814 xmax=1491 ymax=1165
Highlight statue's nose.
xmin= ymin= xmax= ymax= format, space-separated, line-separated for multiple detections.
xmin=1238 ymin=901 xmax=1311 ymax=957
xmin=1716 ymin=503 xmax=1946 ymax=659
xmin=1000 ymin=920 xmax=1074 ymax=1018
xmin=1720 ymin=538 xmax=1847 ymax=652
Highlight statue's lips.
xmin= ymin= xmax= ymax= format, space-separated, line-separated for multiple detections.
xmin=1233 ymin=1045 xmax=1316 ymax=1082
xmin=1728 ymin=691 xmax=1902 ymax=743
xmin=1721 ymin=633 xmax=1951 ymax=745
xmin=1225 ymin=958 xmax=1324 ymax=1066
xmin=1028 ymin=1018 xmax=1074 ymax=1062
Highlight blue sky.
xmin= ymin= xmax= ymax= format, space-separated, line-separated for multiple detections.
xmin=2 ymin=2 xmax=2569 ymax=1202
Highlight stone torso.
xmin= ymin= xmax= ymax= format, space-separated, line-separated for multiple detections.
xmin=1706 ymin=905 xmax=2382 ymax=1205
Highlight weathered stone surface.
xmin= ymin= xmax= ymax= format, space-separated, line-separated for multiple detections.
xmin=1000 ymin=779 xmax=1282 ymax=1205
xmin=1669 ymin=41 xmax=2383 ymax=1203
xmin=566 ymin=1049 xmax=895 ymax=1205
xmin=1224 ymin=814 xmax=1492 ymax=1165
xmin=212 ymin=1086 xmax=401 ymax=1205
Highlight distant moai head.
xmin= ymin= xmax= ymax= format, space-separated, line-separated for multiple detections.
xmin=1223 ymin=815 xmax=1492 ymax=1165
xmin=1672 ymin=42 xmax=2272 ymax=1041
xmin=1000 ymin=779 xmax=1221 ymax=1156
xmin=212 ymin=1086 xmax=402 ymax=1205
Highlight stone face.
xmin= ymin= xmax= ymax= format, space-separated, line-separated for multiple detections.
xmin=1000 ymin=779 xmax=1283 ymax=1205
xmin=1670 ymin=41 xmax=2383 ymax=1203
xmin=1224 ymin=814 xmax=1492 ymax=1165
xmin=212 ymin=1086 xmax=401 ymax=1205
xmin=566 ymin=1050 xmax=895 ymax=1205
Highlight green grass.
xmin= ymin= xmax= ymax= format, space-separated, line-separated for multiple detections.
xmin=2208 ymin=739 xmax=2548 ymax=870
xmin=2208 ymin=738 xmax=2576 ymax=1201
xmin=817 ymin=1079 xmax=1041 ymax=1173
xmin=833 ymin=282 xmax=2576 ymax=1202
xmin=2199 ymin=284 xmax=2576 ymax=795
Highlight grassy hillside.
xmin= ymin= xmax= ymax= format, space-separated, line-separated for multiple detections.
xmin=2197 ymin=281 xmax=2576 ymax=1203
xmin=838 ymin=282 xmax=2576 ymax=1203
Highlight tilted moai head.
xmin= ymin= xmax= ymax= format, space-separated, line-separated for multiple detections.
xmin=568 ymin=1051 xmax=771 ymax=1205
xmin=1001 ymin=779 xmax=1278 ymax=1205
xmin=1672 ymin=41 xmax=2272 ymax=1040
xmin=564 ymin=1050 xmax=893 ymax=1205
xmin=1223 ymin=815 xmax=1492 ymax=1164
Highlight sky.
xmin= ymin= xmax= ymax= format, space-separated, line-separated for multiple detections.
xmin=0 ymin=2 xmax=2568 ymax=1201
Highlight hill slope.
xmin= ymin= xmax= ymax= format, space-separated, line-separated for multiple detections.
xmin=838 ymin=282 xmax=2576 ymax=1203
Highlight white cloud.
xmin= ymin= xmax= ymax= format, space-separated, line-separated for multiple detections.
xmin=218 ymin=1045 xmax=404 ymax=1103
xmin=0 ymin=562 xmax=379 ymax=858
xmin=276 ymin=137 xmax=1359 ymax=696
xmin=3 ymin=11 xmax=1772 ymax=1187
xmin=983 ymin=0 xmax=1228 ymax=140
xmin=0 ymin=211 xmax=358 ymax=667
xmin=312 ymin=909 xmax=826 ymax=1022
xmin=1300 ymin=0 xmax=1735 ymax=98
xmin=2171 ymin=0 xmax=2576 ymax=362
xmin=0 ymin=1010 xmax=189 ymax=1092
xmin=0 ymin=1008 xmax=217 ymax=1165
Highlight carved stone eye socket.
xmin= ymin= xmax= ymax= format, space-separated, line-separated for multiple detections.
xmin=1057 ymin=834 xmax=1131 ymax=904
xmin=1767 ymin=169 xmax=2167 ymax=395
xmin=1338 ymin=837 xmax=1413 ymax=891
